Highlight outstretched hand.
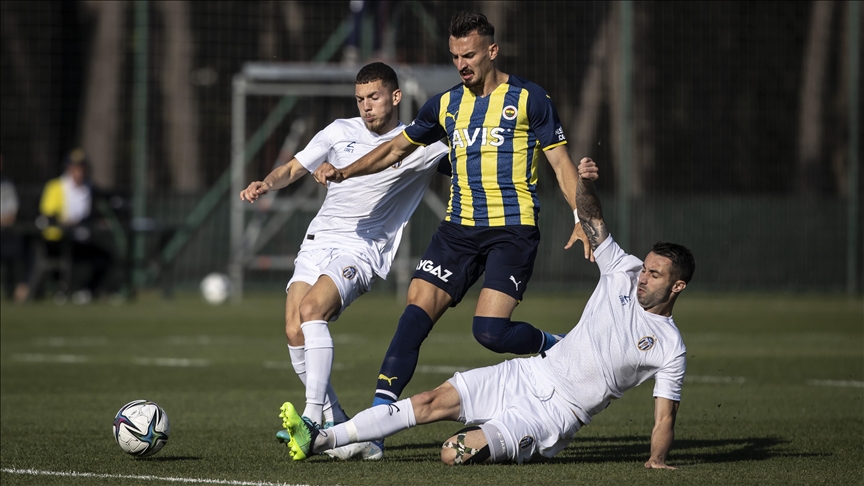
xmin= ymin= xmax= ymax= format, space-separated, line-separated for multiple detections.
xmin=566 ymin=156 xmax=598 ymax=260
xmin=312 ymin=162 xmax=344 ymax=186
xmin=577 ymin=157 xmax=599 ymax=181
xmin=565 ymin=222 xmax=595 ymax=261
xmin=239 ymin=181 xmax=272 ymax=203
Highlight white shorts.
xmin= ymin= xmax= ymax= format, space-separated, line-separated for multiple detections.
xmin=286 ymin=247 xmax=376 ymax=318
xmin=447 ymin=356 xmax=581 ymax=464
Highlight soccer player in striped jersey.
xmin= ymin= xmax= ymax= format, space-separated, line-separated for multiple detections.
xmin=314 ymin=11 xmax=592 ymax=454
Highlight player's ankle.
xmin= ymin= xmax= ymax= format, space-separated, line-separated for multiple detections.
xmin=372 ymin=396 xmax=395 ymax=407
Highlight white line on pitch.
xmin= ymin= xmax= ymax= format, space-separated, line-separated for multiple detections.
xmin=132 ymin=358 xmax=211 ymax=367
xmin=10 ymin=354 xmax=211 ymax=367
xmin=416 ymin=364 xmax=471 ymax=374
xmin=263 ymin=361 xmax=349 ymax=371
xmin=261 ymin=361 xmax=469 ymax=375
xmin=12 ymin=354 xmax=90 ymax=363
xmin=685 ymin=375 xmax=746 ymax=384
xmin=0 ymin=468 xmax=310 ymax=486
xmin=806 ymin=379 xmax=864 ymax=388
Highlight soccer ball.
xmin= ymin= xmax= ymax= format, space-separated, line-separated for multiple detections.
xmin=200 ymin=272 xmax=231 ymax=305
xmin=113 ymin=400 xmax=170 ymax=457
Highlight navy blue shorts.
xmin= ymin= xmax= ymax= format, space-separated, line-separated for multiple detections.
xmin=413 ymin=221 xmax=540 ymax=304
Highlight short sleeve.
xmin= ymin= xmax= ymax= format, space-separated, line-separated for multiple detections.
xmin=593 ymin=236 xmax=643 ymax=277
xmin=404 ymin=94 xmax=447 ymax=146
xmin=525 ymin=84 xmax=567 ymax=150
xmin=294 ymin=124 xmax=335 ymax=172
xmin=653 ymin=351 xmax=686 ymax=402
xmin=421 ymin=141 xmax=450 ymax=174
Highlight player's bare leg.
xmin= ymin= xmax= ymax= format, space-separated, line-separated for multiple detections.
xmin=285 ymin=282 xmax=311 ymax=347
xmin=408 ymin=278 xmax=455 ymax=322
xmin=440 ymin=428 xmax=491 ymax=465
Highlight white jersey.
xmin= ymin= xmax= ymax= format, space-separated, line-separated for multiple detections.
xmin=294 ymin=117 xmax=448 ymax=278
xmin=535 ymin=236 xmax=687 ymax=425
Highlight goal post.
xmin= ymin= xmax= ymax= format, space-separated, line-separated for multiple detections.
xmin=229 ymin=62 xmax=458 ymax=300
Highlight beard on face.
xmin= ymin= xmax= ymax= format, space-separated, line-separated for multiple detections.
xmin=460 ymin=68 xmax=483 ymax=88
xmin=365 ymin=111 xmax=394 ymax=134
xmin=637 ymin=282 xmax=673 ymax=309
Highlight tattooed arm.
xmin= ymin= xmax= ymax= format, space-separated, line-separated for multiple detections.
xmin=575 ymin=157 xmax=609 ymax=250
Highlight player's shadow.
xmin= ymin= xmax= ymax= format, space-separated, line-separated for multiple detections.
xmin=379 ymin=436 xmax=826 ymax=465
xmin=138 ymin=456 xmax=201 ymax=462
xmin=549 ymin=436 xmax=827 ymax=465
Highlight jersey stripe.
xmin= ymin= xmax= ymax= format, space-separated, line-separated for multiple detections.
xmin=466 ymin=94 xmax=490 ymax=225
xmin=516 ymin=90 xmax=540 ymax=223
xmin=497 ymin=85 xmax=523 ymax=225
xmin=481 ymin=85 xmax=507 ymax=224
xmin=450 ymin=91 xmax=478 ymax=226
xmin=441 ymin=91 xmax=463 ymax=225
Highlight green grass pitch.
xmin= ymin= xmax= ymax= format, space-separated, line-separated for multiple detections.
xmin=1 ymin=291 xmax=862 ymax=485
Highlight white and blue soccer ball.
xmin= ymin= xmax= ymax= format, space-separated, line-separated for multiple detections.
xmin=200 ymin=272 xmax=231 ymax=305
xmin=113 ymin=399 xmax=170 ymax=457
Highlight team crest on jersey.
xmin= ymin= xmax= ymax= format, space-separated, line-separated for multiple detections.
xmin=637 ymin=336 xmax=656 ymax=351
xmin=342 ymin=266 xmax=357 ymax=280
xmin=519 ymin=436 xmax=535 ymax=449
xmin=344 ymin=141 xmax=356 ymax=153
xmin=502 ymin=105 xmax=518 ymax=120
xmin=619 ymin=295 xmax=631 ymax=306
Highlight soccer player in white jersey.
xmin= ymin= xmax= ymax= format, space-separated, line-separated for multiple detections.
xmin=239 ymin=63 xmax=448 ymax=459
xmin=279 ymin=156 xmax=695 ymax=468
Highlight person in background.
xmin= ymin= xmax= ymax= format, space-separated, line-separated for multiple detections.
xmin=0 ymin=153 xmax=30 ymax=302
xmin=37 ymin=148 xmax=112 ymax=304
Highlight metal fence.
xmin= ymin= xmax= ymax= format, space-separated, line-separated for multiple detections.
xmin=0 ymin=0 xmax=860 ymax=297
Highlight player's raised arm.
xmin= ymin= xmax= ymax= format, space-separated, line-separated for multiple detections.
xmin=645 ymin=397 xmax=679 ymax=470
xmin=545 ymin=146 xmax=593 ymax=260
xmin=312 ymin=134 xmax=419 ymax=185
xmin=239 ymin=158 xmax=308 ymax=203
xmin=575 ymin=157 xmax=608 ymax=251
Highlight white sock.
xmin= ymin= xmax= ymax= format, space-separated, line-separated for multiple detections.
xmin=288 ymin=344 xmax=307 ymax=385
xmin=323 ymin=399 xmax=349 ymax=425
xmin=300 ymin=320 xmax=333 ymax=423
xmin=316 ymin=398 xmax=416 ymax=452
xmin=288 ymin=343 xmax=348 ymax=425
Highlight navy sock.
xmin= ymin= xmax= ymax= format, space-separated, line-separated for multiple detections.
xmin=472 ymin=316 xmax=544 ymax=355
xmin=374 ymin=304 xmax=435 ymax=403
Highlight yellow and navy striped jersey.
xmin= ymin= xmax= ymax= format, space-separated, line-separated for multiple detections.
xmin=403 ymin=75 xmax=567 ymax=227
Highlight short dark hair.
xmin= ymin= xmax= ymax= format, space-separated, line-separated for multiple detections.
xmin=449 ymin=11 xmax=495 ymax=41
xmin=355 ymin=62 xmax=399 ymax=92
xmin=651 ymin=242 xmax=695 ymax=283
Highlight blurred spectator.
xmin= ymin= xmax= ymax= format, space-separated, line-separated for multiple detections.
xmin=343 ymin=1 xmax=391 ymax=65
xmin=35 ymin=149 xmax=112 ymax=304
xmin=0 ymin=153 xmax=30 ymax=302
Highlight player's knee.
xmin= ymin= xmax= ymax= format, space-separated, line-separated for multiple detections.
xmin=408 ymin=389 xmax=437 ymax=416
xmin=298 ymin=298 xmax=326 ymax=323
xmin=440 ymin=427 xmax=491 ymax=466
xmin=284 ymin=321 xmax=303 ymax=345
xmin=440 ymin=439 xmax=458 ymax=466
xmin=284 ymin=312 xmax=303 ymax=344
xmin=472 ymin=316 xmax=511 ymax=353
